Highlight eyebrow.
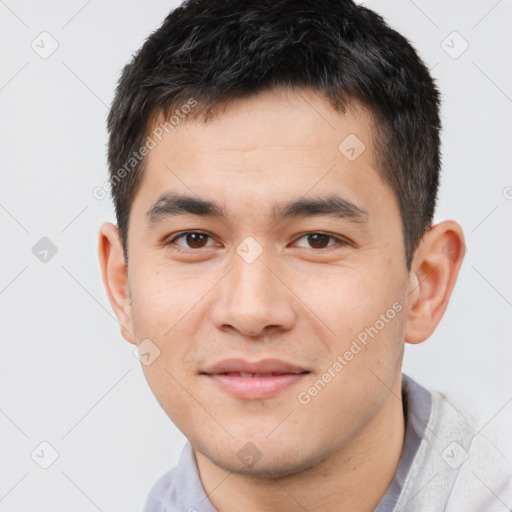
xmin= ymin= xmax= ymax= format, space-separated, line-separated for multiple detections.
xmin=145 ymin=192 xmax=369 ymax=225
xmin=273 ymin=195 xmax=369 ymax=223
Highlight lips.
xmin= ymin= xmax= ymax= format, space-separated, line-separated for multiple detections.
xmin=201 ymin=358 xmax=310 ymax=399
xmin=202 ymin=358 xmax=308 ymax=375
xmin=221 ymin=372 xmax=286 ymax=377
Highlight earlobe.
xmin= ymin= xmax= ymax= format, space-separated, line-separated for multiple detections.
xmin=98 ymin=222 xmax=136 ymax=344
xmin=404 ymin=220 xmax=465 ymax=345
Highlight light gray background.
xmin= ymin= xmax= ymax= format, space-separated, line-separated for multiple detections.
xmin=0 ymin=1 xmax=511 ymax=510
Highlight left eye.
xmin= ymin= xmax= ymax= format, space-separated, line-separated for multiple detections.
xmin=293 ymin=233 xmax=346 ymax=249
xmin=168 ymin=232 xmax=216 ymax=249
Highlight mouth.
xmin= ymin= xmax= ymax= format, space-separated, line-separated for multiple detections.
xmin=201 ymin=358 xmax=311 ymax=399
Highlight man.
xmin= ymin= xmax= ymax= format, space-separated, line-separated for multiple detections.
xmin=98 ymin=0 xmax=512 ymax=510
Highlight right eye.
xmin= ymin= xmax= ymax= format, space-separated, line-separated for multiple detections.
xmin=165 ymin=231 xmax=218 ymax=250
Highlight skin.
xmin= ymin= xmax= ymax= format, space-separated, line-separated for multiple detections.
xmin=99 ymin=87 xmax=465 ymax=511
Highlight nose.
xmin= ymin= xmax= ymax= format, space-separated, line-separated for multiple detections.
xmin=209 ymin=250 xmax=296 ymax=338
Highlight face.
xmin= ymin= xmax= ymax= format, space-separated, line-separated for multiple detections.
xmin=123 ymin=88 xmax=412 ymax=477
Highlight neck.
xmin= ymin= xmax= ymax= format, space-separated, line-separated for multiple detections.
xmin=195 ymin=374 xmax=405 ymax=512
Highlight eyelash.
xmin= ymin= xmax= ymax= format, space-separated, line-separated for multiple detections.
xmin=165 ymin=231 xmax=350 ymax=252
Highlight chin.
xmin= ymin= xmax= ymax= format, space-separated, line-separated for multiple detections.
xmin=197 ymin=438 xmax=331 ymax=480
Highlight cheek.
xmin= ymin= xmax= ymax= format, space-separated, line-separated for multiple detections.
xmin=293 ymin=267 xmax=399 ymax=332
xmin=129 ymin=269 xmax=202 ymax=391
xmin=293 ymin=266 xmax=406 ymax=375
xmin=130 ymin=264 xmax=206 ymax=335
xmin=133 ymin=282 xmax=202 ymax=434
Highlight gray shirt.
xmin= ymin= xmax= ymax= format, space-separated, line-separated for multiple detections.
xmin=144 ymin=373 xmax=512 ymax=512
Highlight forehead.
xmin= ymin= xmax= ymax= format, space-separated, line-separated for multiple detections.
xmin=132 ymin=87 xmax=397 ymax=224
xmin=147 ymin=88 xmax=377 ymax=167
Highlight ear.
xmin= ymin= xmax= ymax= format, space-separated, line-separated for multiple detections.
xmin=98 ymin=222 xmax=136 ymax=344
xmin=404 ymin=220 xmax=465 ymax=345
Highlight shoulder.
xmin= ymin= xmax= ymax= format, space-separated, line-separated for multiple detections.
xmin=143 ymin=467 xmax=178 ymax=512
xmin=397 ymin=376 xmax=512 ymax=511
xmin=434 ymin=389 xmax=512 ymax=511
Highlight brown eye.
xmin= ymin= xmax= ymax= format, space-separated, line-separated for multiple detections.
xmin=185 ymin=233 xmax=209 ymax=248
xmin=168 ymin=232 xmax=214 ymax=249
xmin=294 ymin=232 xmax=346 ymax=249
xmin=307 ymin=234 xmax=331 ymax=249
